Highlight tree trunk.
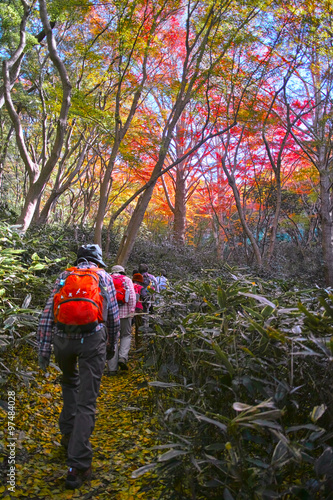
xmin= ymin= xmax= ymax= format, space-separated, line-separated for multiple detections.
xmin=173 ymin=166 xmax=186 ymax=244
xmin=116 ymin=184 xmax=156 ymax=265
xmin=320 ymin=171 xmax=333 ymax=286
xmin=227 ymin=176 xmax=262 ymax=267
xmin=16 ymin=179 xmax=43 ymax=230
xmin=3 ymin=0 xmax=72 ymax=232
xmin=94 ymin=148 xmax=117 ymax=248
xmin=264 ymin=176 xmax=282 ymax=264
xmin=0 ymin=125 xmax=14 ymax=194
xmin=216 ymin=164 xmax=225 ymax=260
xmin=35 ymin=190 xmax=60 ymax=225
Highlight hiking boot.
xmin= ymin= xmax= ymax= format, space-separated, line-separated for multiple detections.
xmin=60 ymin=433 xmax=71 ymax=450
xmin=118 ymin=358 xmax=128 ymax=371
xmin=65 ymin=466 xmax=92 ymax=489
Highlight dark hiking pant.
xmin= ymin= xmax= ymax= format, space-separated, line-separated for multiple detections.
xmin=133 ymin=312 xmax=143 ymax=348
xmin=53 ymin=326 xmax=107 ymax=470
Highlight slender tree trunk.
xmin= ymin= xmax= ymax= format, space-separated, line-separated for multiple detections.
xmin=173 ymin=166 xmax=186 ymax=244
xmin=227 ymin=176 xmax=262 ymax=267
xmin=320 ymin=170 xmax=333 ymax=286
xmin=264 ymin=175 xmax=282 ymax=264
xmin=94 ymin=146 xmax=118 ymax=248
xmin=35 ymin=190 xmax=60 ymax=225
xmin=116 ymin=184 xmax=155 ymax=265
xmin=0 ymin=125 xmax=14 ymax=194
xmin=216 ymin=164 xmax=225 ymax=260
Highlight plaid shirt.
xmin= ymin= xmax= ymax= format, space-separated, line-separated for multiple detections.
xmin=37 ymin=262 xmax=120 ymax=360
xmin=111 ymin=274 xmax=136 ymax=319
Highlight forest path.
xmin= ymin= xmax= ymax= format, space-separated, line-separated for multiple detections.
xmin=2 ymin=347 xmax=162 ymax=500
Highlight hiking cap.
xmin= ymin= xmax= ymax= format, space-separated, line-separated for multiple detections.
xmin=111 ymin=265 xmax=125 ymax=274
xmin=77 ymin=244 xmax=106 ymax=267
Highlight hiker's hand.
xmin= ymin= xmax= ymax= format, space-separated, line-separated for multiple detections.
xmin=106 ymin=344 xmax=115 ymax=360
xmin=38 ymin=355 xmax=49 ymax=371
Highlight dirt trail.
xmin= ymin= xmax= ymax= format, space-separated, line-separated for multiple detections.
xmin=1 ymin=351 xmax=162 ymax=499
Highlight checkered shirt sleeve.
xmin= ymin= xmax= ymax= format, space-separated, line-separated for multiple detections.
xmin=36 ymin=275 xmax=62 ymax=360
xmin=98 ymin=270 xmax=120 ymax=346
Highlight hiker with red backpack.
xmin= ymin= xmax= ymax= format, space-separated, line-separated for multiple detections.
xmin=107 ymin=265 xmax=136 ymax=375
xmin=37 ymin=244 xmax=120 ymax=490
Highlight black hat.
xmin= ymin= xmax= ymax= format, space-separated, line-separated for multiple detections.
xmin=76 ymin=244 xmax=106 ymax=267
xmin=138 ymin=263 xmax=148 ymax=273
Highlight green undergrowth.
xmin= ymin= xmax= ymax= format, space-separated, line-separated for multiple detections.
xmin=139 ymin=269 xmax=333 ymax=499
xmin=1 ymin=221 xmax=333 ymax=499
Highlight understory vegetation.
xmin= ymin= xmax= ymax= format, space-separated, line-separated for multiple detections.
xmin=144 ymin=271 xmax=333 ymax=499
xmin=1 ymin=222 xmax=332 ymax=499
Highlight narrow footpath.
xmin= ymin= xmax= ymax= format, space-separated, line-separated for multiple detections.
xmin=1 ymin=347 xmax=162 ymax=500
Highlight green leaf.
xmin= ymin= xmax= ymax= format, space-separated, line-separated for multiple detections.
xmin=319 ymin=296 xmax=333 ymax=318
xmin=149 ymin=381 xmax=179 ymax=388
xmin=286 ymin=424 xmax=320 ymax=433
xmin=131 ymin=463 xmax=157 ymax=478
xmin=239 ymin=292 xmax=276 ymax=309
xmin=261 ymin=305 xmax=274 ymax=318
xmin=211 ymin=343 xmax=234 ymax=376
xmin=248 ymin=318 xmax=269 ymax=338
xmin=310 ymin=404 xmax=327 ymax=423
xmin=242 ymin=305 xmax=264 ymax=321
xmin=240 ymin=346 xmax=256 ymax=358
xmin=194 ymin=413 xmax=227 ymax=432
xmin=155 ymin=324 xmax=165 ymax=335
xmin=298 ymin=302 xmax=321 ymax=325
xmin=28 ymin=263 xmax=46 ymax=271
xmin=158 ymin=449 xmax=188 ymax=462
xmin=217 ymin=288 xmax=227 ymax=309
xmin=203 ymin=283 xmax=212 ymax=296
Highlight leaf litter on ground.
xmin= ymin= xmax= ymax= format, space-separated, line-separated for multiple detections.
xmin=1 ymin=348 xmax=163 ymax=500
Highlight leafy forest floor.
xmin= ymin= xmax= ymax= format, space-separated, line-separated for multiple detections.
xmin=1 ymin=343 xmax=163 ymax=500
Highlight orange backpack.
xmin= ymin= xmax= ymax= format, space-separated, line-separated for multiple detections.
xmin=53 ymin=267 xmax=108 ymax=334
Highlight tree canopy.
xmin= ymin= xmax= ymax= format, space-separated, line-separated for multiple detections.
xmin=1 ymin=0 xmax=332 ymax=283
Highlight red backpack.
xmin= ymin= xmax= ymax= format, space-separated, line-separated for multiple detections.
xmin=53 ymin=267 xmax=108 ymax=333
xmin=133 ymin=282 xmax=143 ymax=310
xmin=112 ymin=275 xmax=130 ymax=305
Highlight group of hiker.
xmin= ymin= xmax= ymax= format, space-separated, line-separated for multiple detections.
xmin=36 ymin=244 xmax=169 ymax=490
xmin=106 ymin=263 xmax=168 ymax=375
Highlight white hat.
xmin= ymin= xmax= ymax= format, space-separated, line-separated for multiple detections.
xmin=111 ymin=265 xmax=125 ymax=274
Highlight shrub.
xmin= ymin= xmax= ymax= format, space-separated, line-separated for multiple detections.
xmin=137 ymin=267 xmax=333 ymax=499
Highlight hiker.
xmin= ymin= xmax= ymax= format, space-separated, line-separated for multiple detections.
xmin=138 ymin=263 xmax=159 ymax=294
xmin=107 ymin=265 xmax=136 ymax=375
xmin=156 ymin=269 xmax=169 ymax=291
xmin=138 ymin=263 xmax=158 ymax=330
xmin=155 ymin=269 xmax=169 ymax=305
xmin=138 ymin=263 xmax=159 ymax=310
xmin=132 ymin=272 xmax=149 ymax=348
xmin=37 ymin=244 xmax=120 ymax=490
